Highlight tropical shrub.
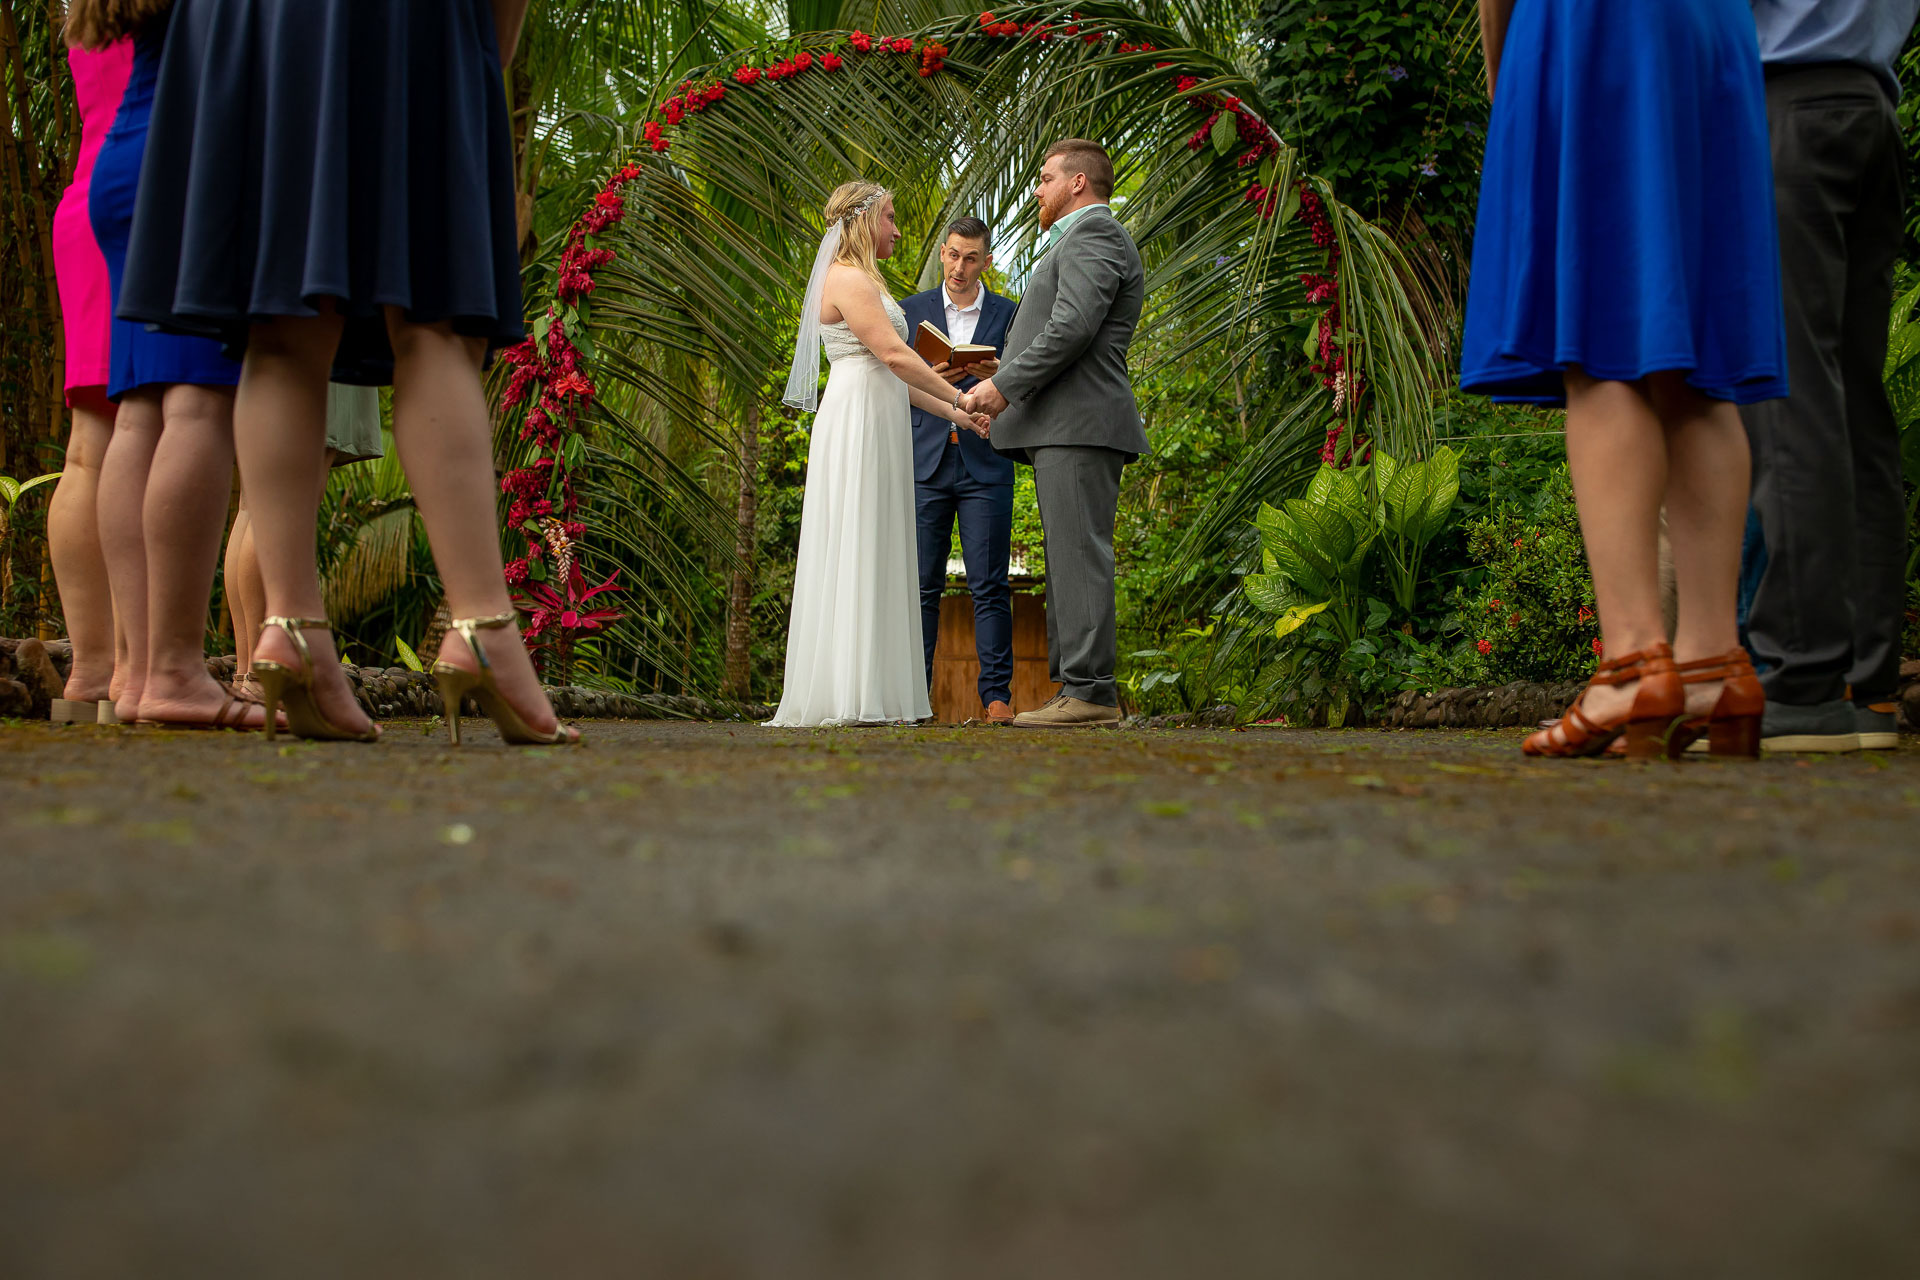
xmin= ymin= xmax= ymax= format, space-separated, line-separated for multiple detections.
xmin=1438 ymin=465 xmax=1599 ymax=685
xmin=1244 ymin=448 xmax=1459 ymax=640
xmin=1239 ymin=449 xmax=1459 ymax=722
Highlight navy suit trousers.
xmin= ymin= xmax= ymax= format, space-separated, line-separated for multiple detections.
xmin=916 ymin=444 xmax=1014 ymax=708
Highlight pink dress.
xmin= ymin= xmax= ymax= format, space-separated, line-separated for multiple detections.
xmin=52 ymin=40 xmax=134 ymax=405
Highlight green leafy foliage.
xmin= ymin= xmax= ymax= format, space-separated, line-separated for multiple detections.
xmin=1237 ymin=452 xmax=1460 ymax=723
xmin=1438 ymin=465 xmax=1600 ymax=685
xmin=1259 ymin=0 xmax=1487 ymax=238
xmin=0 ymin=471 xmax=60 ymax=510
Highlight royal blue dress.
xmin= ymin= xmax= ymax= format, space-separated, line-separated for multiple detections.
xmin=1459 ymin=0 xmax=1788 ymax=406
xmin=89 ymin=31 xmax=240 ymax=401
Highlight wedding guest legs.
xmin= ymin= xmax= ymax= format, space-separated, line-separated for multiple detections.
xmin=238 ymin=311 xmax=562 ymax=740
xmin=1562 ymin=371 xmax=1750 ymax=730
xmin=46 ymin=391 xmax=116 ymax=704
xmin=1740 ymin=63 xmax=1909 ymax=751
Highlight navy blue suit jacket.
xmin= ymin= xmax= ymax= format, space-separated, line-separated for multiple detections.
xmin=902 ymin=286 xmax=1017 ymax=485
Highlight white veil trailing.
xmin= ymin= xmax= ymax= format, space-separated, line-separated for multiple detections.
xmin=782 ymin=224 xmax=843 ymax=413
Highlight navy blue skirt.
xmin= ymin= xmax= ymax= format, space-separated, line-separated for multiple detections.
xmin=116 ymin=0 xmax=525 ymax=387
xmin=1459 ymin=0 xmax=1788 ymax=406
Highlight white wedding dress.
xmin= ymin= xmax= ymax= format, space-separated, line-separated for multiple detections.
xmin=766 ymin=294 xmax=932 ymax=727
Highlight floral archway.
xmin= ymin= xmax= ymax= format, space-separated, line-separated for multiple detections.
xmin=490 ymin=3 xmax=1441 ymax=680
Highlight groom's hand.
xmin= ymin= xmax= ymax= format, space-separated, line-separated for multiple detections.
xmin=932 ymin=360 xmax=968 ymax=387
xmin=965 ymin=379 xmax=1009 ymax=417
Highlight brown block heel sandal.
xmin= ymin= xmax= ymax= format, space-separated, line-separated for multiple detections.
xmin=1523 ymin=642 xmax=1684 ymax=760
xmin=1663 ymin=648 xmax=1764 ymax=760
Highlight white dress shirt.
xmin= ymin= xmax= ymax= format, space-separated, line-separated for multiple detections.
xmin=942 ymin=284 xmax=983 ymax=347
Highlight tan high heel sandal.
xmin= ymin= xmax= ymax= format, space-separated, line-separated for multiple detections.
xmin=253 ymin=616 xmax=381 ymax=743
xmin=432 ymin=610 xmax=580 ymax=747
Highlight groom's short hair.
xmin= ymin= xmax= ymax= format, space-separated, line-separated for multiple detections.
xmin=945 ymin=217 xmax=991 ymax=249
xmin=1043 ymin=138 xmax=1114 ymax=200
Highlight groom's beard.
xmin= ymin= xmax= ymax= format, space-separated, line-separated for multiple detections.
xmin=1036 ymin=191 xmax=1068 ymax=231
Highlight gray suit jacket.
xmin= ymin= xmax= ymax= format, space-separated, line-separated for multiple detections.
xmin=990 ymin=206 xmax=1149 ymax=461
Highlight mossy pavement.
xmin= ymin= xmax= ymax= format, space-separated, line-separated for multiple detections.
xmin=3 ymin=719 xmax=1917 ymax=1277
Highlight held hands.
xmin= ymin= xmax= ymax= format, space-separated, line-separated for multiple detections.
xmin=963 ymin=411 xmax=993 ymax=439
xmin=960 ymin=378 xmax=1009 ymax=418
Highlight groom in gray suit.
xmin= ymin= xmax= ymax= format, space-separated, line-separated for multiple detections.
xmin=964 ymin=139 xmax=1148 ymax=727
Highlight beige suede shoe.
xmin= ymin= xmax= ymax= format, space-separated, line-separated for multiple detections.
xmin=1012 ymin=695 xmax=1121 ymax=728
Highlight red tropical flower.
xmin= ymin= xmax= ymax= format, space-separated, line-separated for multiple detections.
xmin=1476 ymin=639 xmax=1493 ymax=656
xmin=848 ymin=29 xmax=872 ymax=51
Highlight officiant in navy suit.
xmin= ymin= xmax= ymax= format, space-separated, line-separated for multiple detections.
xmin=904 ymin=217 xmax=1020 ymax=723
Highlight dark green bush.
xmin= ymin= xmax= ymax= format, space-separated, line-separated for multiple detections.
xmin=1439 ymin=466 xmax=1600 ymax=685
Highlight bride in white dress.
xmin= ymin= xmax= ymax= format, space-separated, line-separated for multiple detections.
xmin=768 ymin=182 xmax=993 ymax=727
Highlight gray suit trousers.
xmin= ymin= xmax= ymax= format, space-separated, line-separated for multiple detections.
xmin=1740 ymin=65 xmax=1908 ymax=705
xmin=1032 ymin=445 xmax=1127 ymax=707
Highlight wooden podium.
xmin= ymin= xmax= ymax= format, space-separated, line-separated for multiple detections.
xmin=928 ymin=584 xmax=1058 ymax=723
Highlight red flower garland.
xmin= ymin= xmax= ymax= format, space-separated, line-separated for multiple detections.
xmin=495 ymin=160 xmax=650 ymax=674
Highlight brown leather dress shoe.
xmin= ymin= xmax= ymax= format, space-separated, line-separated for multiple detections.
xmin=985 ymin=700 xmax=1016 ymax=724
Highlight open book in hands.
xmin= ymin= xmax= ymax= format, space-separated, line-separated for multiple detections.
xmin=914 ymin=321 xmax=996 ymax=368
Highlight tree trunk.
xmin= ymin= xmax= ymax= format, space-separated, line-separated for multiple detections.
xmin=721 ymin=402 xmax=761 ymax=700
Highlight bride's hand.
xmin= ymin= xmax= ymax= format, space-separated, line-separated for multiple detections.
xmin=965 ymin=412 xmax=992 ymax=439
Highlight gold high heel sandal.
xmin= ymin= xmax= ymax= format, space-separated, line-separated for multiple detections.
xmin=253 ymin=616 xmax=382 ymax=743
xmin=432 ymin=610 xmax=580 ymax=747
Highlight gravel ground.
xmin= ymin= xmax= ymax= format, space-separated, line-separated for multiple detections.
xmin=2 ymin=719 xmax=1917 ymax=1279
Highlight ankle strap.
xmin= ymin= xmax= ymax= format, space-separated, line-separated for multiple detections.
xmin=448 ymin=610 xmax=519 ymax=672
xmin=260 ymin=616 xmax=333 ymax=676
xmin=1590 ymin=640 xmax=1673 ymax=685
xmin=1673 ymin=647 xmax=1752 ymax=675
xmin=449 ymin=610 xmax=518 ymax=632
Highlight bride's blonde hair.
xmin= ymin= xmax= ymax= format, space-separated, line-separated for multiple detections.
xmin=823 ymin=181 xmax=890 ymax=289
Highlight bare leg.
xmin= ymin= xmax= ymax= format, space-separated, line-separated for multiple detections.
xmin=226 ymin=501 xmax=261 ymax=675
xmin=1559 ymin=367 xmax=1669 ymax=728
xmin=236 ymin=311 xmax=375 ymax=734
xmin=386 ymin=311 xmax=564 ymax=737
xmin=98 ymin=391 xmax=161 ymax=721
xmin=139 ymin=384 xmax=267 ymax=726
xmin=48 ymin=390 xmax=117 ymax=701
xmin=1646 ymin=372 xmax=1749 ymax=714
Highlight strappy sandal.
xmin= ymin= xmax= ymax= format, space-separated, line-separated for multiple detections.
xmin=1661 ymin=648 xmax=1764 ymax=759
xmin=254 ymin=616 xmax=381 ymax=743
xmin=432 ymin=611 xmax=580 ymax=747
xmin=135 ymin=684 xmax=270 ymax=732
xmin=1523 ymin=641 xmax=1684 ymax=760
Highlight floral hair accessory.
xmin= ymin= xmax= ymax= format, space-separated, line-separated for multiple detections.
xmin=841 ymin=188 xmax=890 ymax=224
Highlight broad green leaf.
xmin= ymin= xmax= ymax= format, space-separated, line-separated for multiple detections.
xmin=1305 ymin=463 xmax=1338 ymax=507
xmin=1211 ymin=111 xmax=1238 ymax=155
xmin=1372 ymin=449 xmax=1399 ymax=498
xmin=1242 ymin=572 xmax=1294 ymax=615
xmin=1273 ymin=599 xmax=1329 ymax=639
xmin=18 ymin=472 xmax=60 ymax=498
xmin=0 ymin=477 xmax=18 ymax=507
xmin=1416 ymin=446 xmax=1460 ymax=543
xmin=393 ymin=635 xmax=425 ymax=672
